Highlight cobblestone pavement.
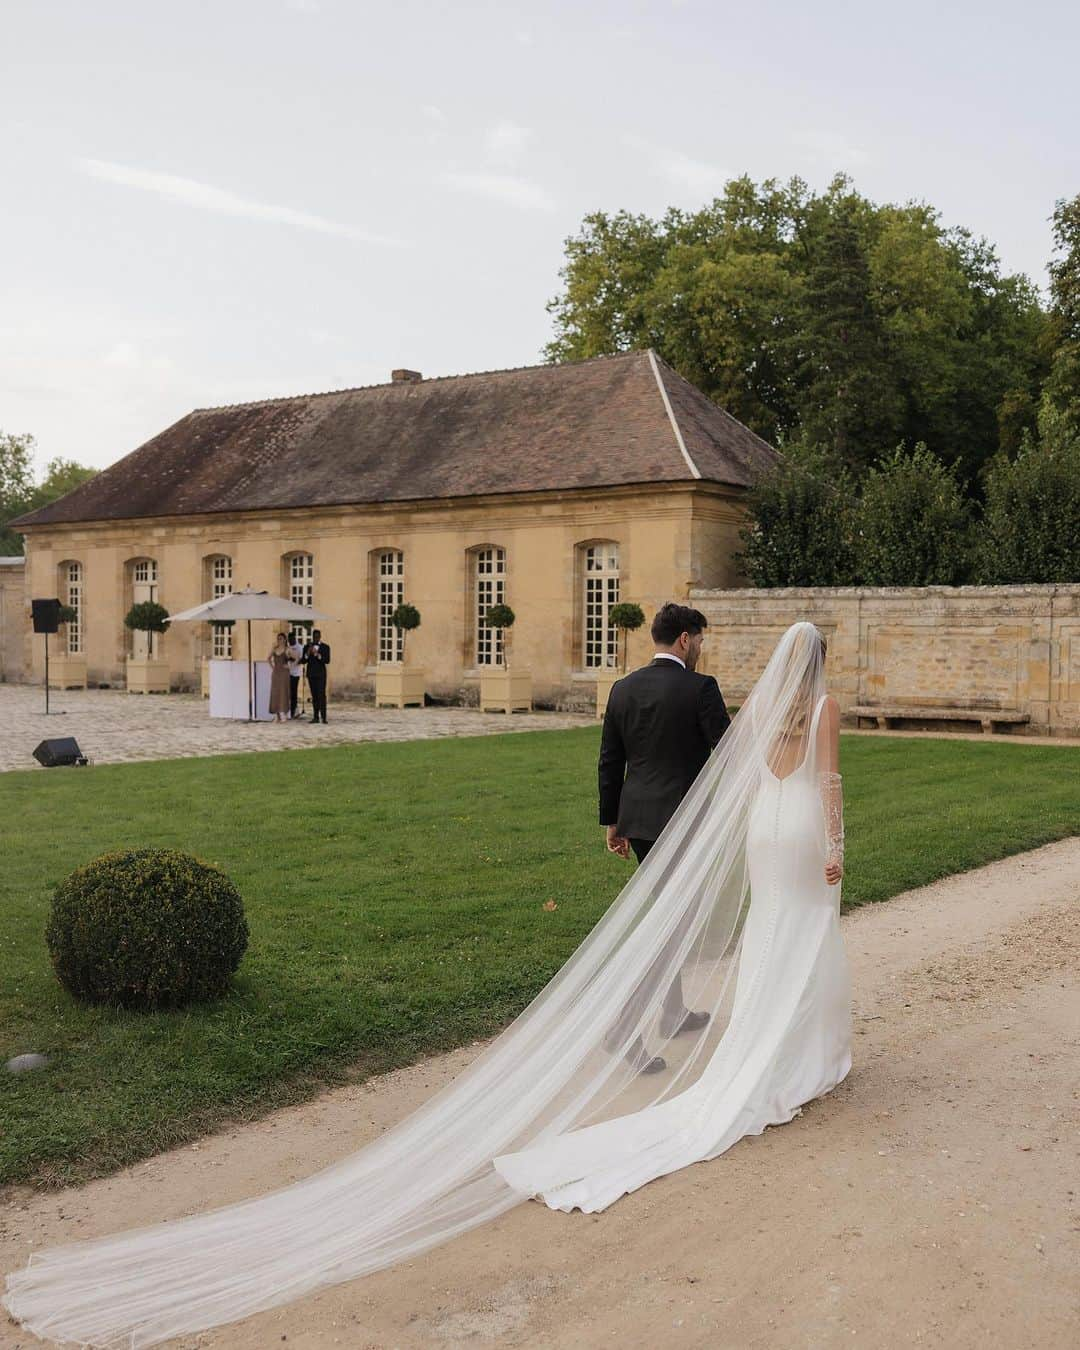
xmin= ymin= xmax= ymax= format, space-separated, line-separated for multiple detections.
xmin=1 ymin=685 xmax=596 ymax=773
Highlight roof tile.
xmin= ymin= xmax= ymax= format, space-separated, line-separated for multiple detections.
xmin=14 ymin=351 xmax=779 ymax=528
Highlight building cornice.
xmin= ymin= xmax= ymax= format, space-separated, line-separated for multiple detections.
xmin=20 ymin=479 xmax=743 ymax=543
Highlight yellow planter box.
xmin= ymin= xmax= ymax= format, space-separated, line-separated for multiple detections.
xmin=479 ymin=668 xmax=532 ymax=714
xmin=375 ymin=664 xmax=426 ymax=709
xmin=47 ymin=655 xmax=87 ymax=690
xmin=126 ymin=658 xmax=171 ymax=694
xmin=595 ymin=668 xmax=621 ymax=719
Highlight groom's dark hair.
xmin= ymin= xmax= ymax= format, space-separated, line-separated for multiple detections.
xmin=651 ymin=603 xmax=708 ymax=645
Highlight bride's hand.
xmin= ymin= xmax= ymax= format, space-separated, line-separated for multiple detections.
xmin=825 ymin=860 xmax=843 ymax=886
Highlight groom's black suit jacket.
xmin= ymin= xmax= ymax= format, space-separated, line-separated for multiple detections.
xmin=599 ymin=658 xmax=730 ymax=843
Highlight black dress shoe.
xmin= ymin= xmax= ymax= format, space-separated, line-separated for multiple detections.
xmin=624 ymin=1039 xmax=667 ymax=1075
xmin=660 ymin=1009 xmax=711 ymax=1038
xmin=309 ymin=717 xmax=319 ymax=723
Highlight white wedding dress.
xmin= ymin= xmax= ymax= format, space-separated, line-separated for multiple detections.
xmin=5 ymin=622 xmax=853 ymax=1349
xmin=494 ymin=694 xmax=851 ymax=1212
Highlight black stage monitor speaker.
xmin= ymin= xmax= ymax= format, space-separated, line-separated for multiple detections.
xmin=33 ymin=737 xmax=86 ymax=768
xmin=32 ymin=598 xmax=62 ymax=634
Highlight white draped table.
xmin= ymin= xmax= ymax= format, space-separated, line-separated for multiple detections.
xmin=208 ymin=659 xmax=272 ymax=720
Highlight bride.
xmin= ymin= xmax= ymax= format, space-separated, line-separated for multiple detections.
xmin=5 ymin=621 xmax=851 ymax=1347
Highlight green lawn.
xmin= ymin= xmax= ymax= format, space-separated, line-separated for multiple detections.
xmin=2 ymin=729 xmax=1077 ymax=1188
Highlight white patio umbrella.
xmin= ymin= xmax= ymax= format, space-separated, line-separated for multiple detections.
xmin=169 ymin=587 xmax=334 ymax=722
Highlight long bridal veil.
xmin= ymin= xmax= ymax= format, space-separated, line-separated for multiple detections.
xmin=5 ymin=622 xmax=829 ymax=1348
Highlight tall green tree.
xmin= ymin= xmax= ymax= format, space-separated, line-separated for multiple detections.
xmin=547 ymin=174 xmax=1048 ymax=483
xmin=857 ymin=443 xmax=974 ymax=586
xmin=0 ymin=432 xmax=37 ymax=555
xmin=978 ymin=409 xmax=1080 ymax=583
xmin=1042 ymin=193 xmax=1080 ymax=438
xmin=0 ymin=435 xmax=97 ymax=555
xmin=737 ymin=442 xmax=858 ymax=587
xmin=798 ymin=190 xmax=903 ymax=471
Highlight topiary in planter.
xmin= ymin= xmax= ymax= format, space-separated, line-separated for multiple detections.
xmin=390 ymin=602 xmax=421 ymax=660
xmin=124 ymin=601 xmax=170 ymax=660
xmin=608 ymin=601 xmax=645 ymax=672
xmin=484 ymin=603 xmax=516 ymax=667
xmin=46 ymin=848 xmax=249 ymax=1010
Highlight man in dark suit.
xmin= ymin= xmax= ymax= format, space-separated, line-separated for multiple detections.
xmin=302 ymin=629 xmax=331 ymax=724
xmin=598 ymin=602 xmax=731 ymax=1071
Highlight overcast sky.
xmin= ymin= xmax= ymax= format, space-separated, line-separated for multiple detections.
xmin=3 ymin=0 xmax=1077 ymax=475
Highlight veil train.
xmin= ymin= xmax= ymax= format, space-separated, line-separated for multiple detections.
xmin=5 ymin=622 xmax=839 ymax=1348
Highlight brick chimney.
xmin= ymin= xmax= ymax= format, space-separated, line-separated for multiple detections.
xmin=391 ymin=369 xmax=422 ymax=383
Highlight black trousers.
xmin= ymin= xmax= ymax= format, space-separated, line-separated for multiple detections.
xmin=601 ymin=833 xmax=687 ymax=1051
xmin=308 ymin=677 xmax=327 ymax=721
xmin=289 ymin=675 xmax=300 ymax=716
xmin=629 ymin=837 xmax=654 ymax=864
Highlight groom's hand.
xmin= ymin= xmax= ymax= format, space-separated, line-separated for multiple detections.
xmin=605 ymin=825 xmax=630 ymax=859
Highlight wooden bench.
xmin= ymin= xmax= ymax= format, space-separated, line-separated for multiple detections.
xmin=850 ymin=705 xmax=1030 ymax=735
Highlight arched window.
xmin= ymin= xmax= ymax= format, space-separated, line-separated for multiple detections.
xmin=471 ymin=546 xmax=507 ymax=666
xmin=205 ymin=555 xmax=233 ymax=657
xmin=128 ymin=558 xmax=160 ymax=657
xmin=286 ymin=552 xmax=315 ymax=641
xmin=581 ymin=541 xmax=620 ymax=670
xmin=376 ymin=549 xmax=404 ymax=662
xmin=60 ymin=561 xmax=82 ymax=655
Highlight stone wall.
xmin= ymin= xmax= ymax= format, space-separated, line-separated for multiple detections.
xmin=690 ymin=584 xmax=1080 ymax=737
xmin=0 ymin=558 xmax=25 ymax=683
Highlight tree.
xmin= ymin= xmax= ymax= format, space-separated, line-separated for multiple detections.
xmin=978 ymin=413 xmax=1080 ymax=583
xmin=124 ymin=601 xmax=171 ymax=659
xmin=607 ymin=602 xmax=646 ymax=672
xmin=390 ymin=602 xmax=421 ymax=660
xmin=857 ymin=444 xmax=974 ymax=586
xmin=0 ymin=437 xmax=98 ymax=555
xmin=484 ymin=603 xmax=516 ymax=666
xmin=737 ymin=443 xmax=858 ymax=587
xmin=0 ymin=432 xmax=36 ymax=555
xmin=798 ymin=190 xmax=903 ymax=472
xmin=546 ymin=174 xmax=1048 ymax=482
xmin=1042 ymin=193 xmax=1080 ymax=439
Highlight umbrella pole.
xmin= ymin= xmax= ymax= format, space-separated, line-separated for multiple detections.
xmin=248 ymin=619 xmax=254 ymax=723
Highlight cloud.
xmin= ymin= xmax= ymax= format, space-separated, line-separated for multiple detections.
xmin=625 ymin=136 xmax=726 ymax=197
xmin=77 ymin=158 xmax=406 ymax=245
xmin=439 ymin=170 xmax=555 ymax=212
xmin=792 ymin=130 xmax=871 ymax=168
xmin=101 ymin=341 xmax=177 ymax=374
xmin=285 ymin=0 xmax=321 ymax=11
xmin=484 ymin=120 xmax=532 ymax=164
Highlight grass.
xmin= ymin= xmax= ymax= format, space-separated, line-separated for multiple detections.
xmin=2 ymin=728 xmax=1077 ymax=1189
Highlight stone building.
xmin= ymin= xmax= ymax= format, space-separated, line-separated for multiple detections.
xmin=0 ymin=557 xmax=25 ymax=683
xmin=13 ymin=351 xmax=778 ymax=705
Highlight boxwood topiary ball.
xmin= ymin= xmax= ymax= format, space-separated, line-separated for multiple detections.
xmin=46 ymin=848 xmax=248 ymax=1010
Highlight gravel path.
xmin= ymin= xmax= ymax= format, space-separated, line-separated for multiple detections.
xmin=0 ymin=686 xmax=594 ymax=773
xmin=3 ymin=839 xmax=1078 ymax=1349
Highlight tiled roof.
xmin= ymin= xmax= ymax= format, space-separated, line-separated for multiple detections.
xmin=13 ymin=351 xmax=779 ymax=528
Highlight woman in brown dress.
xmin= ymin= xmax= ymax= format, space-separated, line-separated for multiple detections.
xmin=267 ymin=632 xmax=292 ymax=722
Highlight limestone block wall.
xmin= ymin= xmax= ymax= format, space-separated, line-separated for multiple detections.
xmin=17 ymin=482 xmax=746 ymax=708
xmin=0 ymin=559 xmax=26 ymax=683
xmin=690 ymin=585 xmax=1080 ymax=737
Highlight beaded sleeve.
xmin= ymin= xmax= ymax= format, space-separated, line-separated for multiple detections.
xmin=819 ymin=771 xmax=844 ymax=868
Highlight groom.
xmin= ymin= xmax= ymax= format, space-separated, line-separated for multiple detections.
xmin=598 ymin=602 xmax=731 ymax=1070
